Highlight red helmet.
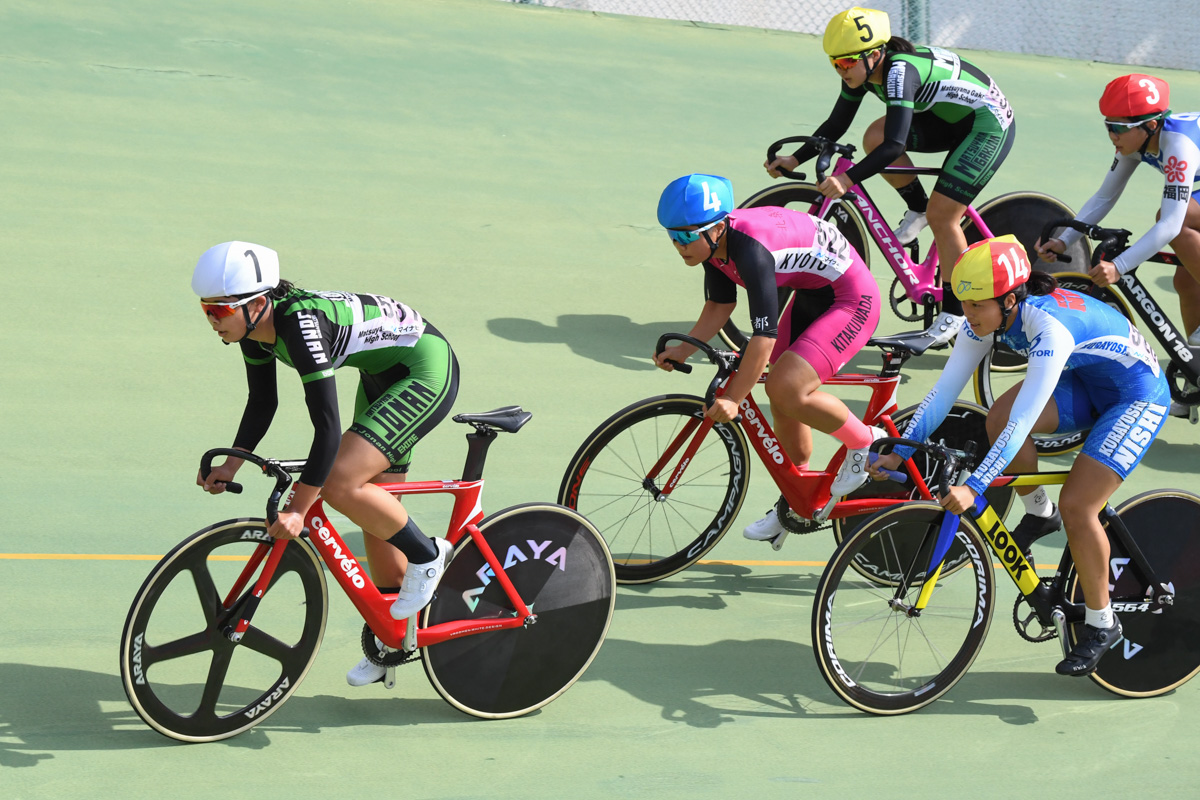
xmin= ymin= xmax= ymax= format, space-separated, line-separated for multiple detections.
xmin=1099 ymin=74 xmax=1170 ymax=119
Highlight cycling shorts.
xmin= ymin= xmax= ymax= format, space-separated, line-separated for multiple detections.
xmin=907 ymin=112 xmax=1015 ymax=205
xmin=350 ymin=323 xmax=460 ymax=473
xmin=771 ymin=265 xmax=880 ymax=383
xmin=1052 ymin=368 xmax=1170 ymax=480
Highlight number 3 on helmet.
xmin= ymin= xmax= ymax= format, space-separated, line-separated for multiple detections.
xmin=1099 ymin=73 xmax=1170 ymax=119
xmin=823 ymin=7 xmax=891 ymax=57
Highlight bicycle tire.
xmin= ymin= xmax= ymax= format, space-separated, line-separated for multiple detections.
xmin=119 ymin=519 xmax=328 ymax=742
xmin=422 ymin=503 xmax=615 ymax=718
xmin=812 ymin=502 xmax=995 ymax=714
xmin=971 ymin=272 xmax=1133 ymax=457
xmin=1063 ymin=490 xmax=1200 ymax=697
xmin=832 ymin=400 xmax=1015 ymax=549
xmin=719 ymin=182 xmax=871 ymax=351
xmin=558 ymin=394 xmax=750 ymax=584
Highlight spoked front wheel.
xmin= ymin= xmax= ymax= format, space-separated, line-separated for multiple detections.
xmin=119 ymin=520 xmax=328 ymax=742
xmin=422 ymin=503 xmax=615 ymax=718
xmin=812 ymin=503 xmax=995 ymax=714
xmin=558 ymin=395 xmax=750 ymax=584
xmin=1065 ymin=490 xmax=1200 ymax=697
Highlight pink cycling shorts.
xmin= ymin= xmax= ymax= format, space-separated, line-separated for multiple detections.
xmin=770 ymin=264 xmax=880 ymax=383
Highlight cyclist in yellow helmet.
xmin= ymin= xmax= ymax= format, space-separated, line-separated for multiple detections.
xmin=767 ymin=7 xmax=1016 ymax=347
xmin=869 ymin=236 xmax=1170 ymax=677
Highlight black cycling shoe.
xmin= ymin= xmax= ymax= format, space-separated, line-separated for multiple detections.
xmin=1056 ymin=618 xmax=1123 ymax=677
xmin=1011 ymin=505 xmax=1062 ymax=560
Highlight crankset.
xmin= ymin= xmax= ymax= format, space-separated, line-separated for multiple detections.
xmin=361 ymin=623 xmax=420 ymax=668
xmin=1012 ymin=579 xmax=1059 ymax=643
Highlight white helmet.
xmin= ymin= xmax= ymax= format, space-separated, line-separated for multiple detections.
xmin=192 ymin=241 xmax=280 ymax=298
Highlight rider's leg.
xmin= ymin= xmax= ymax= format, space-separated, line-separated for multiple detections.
xmin=864 ymin=117 xmax=928 ymax=243
xmin=864 ymin=116 xmax=921 ymax=191
xmin=1058 ymin=455 xmax=1123 ymax=616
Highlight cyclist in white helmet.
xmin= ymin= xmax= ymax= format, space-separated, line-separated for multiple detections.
xmin=193 ymin=241 xmax=459 ymax=687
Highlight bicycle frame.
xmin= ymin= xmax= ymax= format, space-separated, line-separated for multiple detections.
xmin=653 ymin=350 xmax=935 ymax=528
xmin=1105 ymin=256 xmax=1199 ymax=384
xmin=806 ymin=158 xmax=997 ymax=306
xmin=219 ymin=478 xmax=533 ymax=655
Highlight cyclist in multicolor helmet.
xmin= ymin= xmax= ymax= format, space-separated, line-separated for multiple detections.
xmin=192 ymin=241 xmax=459 ymax=687
xmin=869 ymin=235 xmax=1170 ymax=677
xmin=1036 ymin=73 xmax=1200 ymax=420
xmin=766 ymin=6 xmax=1016 ymax=347
xmin=653 ymin=174 xmax=883 ymax=541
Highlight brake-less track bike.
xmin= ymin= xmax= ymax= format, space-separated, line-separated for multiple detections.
xmin=812 ymin=437 xmax=1200 ymax=714
xmin=558 ymin=334 xmax=1012 ymax=584
xmin=120 ymin=407 xmax=615 ymax=742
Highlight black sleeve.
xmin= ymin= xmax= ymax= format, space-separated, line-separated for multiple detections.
xmin=232 ymin=345 xmax=279 ymax=453
xmin=298 ymin=376 xmax=342 ymax=487
xmin=792 ymin=86 xmax=866 ymax=164
xmin=844 ymin=62 xmax=916 ymax=185
xmin=703 ymin=263 xmax=738 ymax=305
xmin=724 ymin=230 xmax=779 ymax=339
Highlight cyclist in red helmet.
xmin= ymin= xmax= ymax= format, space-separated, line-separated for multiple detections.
xmin=1037 ymin=73 xmax=1200 ymax=419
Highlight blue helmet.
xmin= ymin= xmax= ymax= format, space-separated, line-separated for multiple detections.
xmin=657 ymin=174 xmax=734 ymax=229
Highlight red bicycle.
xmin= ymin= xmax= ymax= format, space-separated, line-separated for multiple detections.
xmin=558 ymin=334 xmax=1013 ymax=584
xmin=120 ymin=407 xmax=615 ymax=742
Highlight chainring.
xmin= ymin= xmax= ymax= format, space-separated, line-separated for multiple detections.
xmin=361 ymin=623 xmax=420 ymax=667
xmin=774 ymin=495 xmax=828 ymax=535
xmin=888 ymin=276 xmax=930 ymax=323
xmin=1167 ymin=362 xmax=1200 ymax=404
xmin=1012 ymin=579 xmax=1059 ymax=643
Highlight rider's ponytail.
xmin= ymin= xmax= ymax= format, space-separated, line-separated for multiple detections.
xmin=886 ymin=37 xmax=916 ymax=55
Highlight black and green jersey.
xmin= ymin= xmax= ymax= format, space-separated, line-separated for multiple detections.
xmin=804 ymin=46 xmax=1015 ymax=199
xmin=231 ymin=288 xmax=452 ymax=487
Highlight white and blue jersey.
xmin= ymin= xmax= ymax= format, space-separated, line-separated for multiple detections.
xmin=898 ymin=289 xmax=1170 ymax=495
xmin=1060 ymin=112 xmax=1200 ymax=273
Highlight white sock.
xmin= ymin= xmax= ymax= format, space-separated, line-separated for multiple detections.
xmin=1085 ymin=604 xmax=1115 ymax=629
xmin=1020 ymin=487 xmax=1054 ymax=518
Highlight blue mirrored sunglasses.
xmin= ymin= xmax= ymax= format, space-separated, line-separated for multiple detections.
xmin=1103 ymin=119 xmax=1146 ymax=135
xmin=667 ymin=218 xmax=723 ymax=245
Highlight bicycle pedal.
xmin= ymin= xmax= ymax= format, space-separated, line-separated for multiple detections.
xmin=384 ymin=666 xmax=396 ymax=690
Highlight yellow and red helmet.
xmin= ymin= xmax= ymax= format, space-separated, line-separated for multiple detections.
xmin=951 ymin=235 xmax=1031 ymax=301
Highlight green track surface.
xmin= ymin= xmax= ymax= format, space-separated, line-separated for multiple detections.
xmin=3 ymin=1 xmax=1199 ymax=796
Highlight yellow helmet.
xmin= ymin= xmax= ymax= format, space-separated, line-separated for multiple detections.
xmin=823 ymin=7 xmax=891 ymax=58
xmin=951 ymin=235 xmax=1031 ymax=302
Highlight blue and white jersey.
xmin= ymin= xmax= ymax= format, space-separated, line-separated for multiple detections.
xmin=899 ymin=289 xmax=1161 ymax=495
xmin=1060 ymin=112 xmax=1200 ymax=273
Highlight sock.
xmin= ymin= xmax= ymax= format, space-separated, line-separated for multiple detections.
xmin=831 ymin=414 xmax=875 ymax=450
xmin=896 ymin=179 xmax=928 ymax=213
xmin=1019 ymin=486 xmax=1054 ymax=518
xmin=1085 ymin=604 xmax=1115 ymax=629
xmin=941 ymin=284 xmax=963 ymax=316
xmin=386 ymin=518 xmax=438 ymax=564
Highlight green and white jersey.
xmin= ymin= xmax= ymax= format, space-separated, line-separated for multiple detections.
xmin=242 ymin=289 xmax=426 ymax=383
xmin=863 ymin=46 xmax=1013 ymax=130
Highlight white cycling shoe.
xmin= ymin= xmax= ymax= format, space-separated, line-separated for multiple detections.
xmin=743 ymin=509 xmax=786 ymax=541
xmin=920 ymin=311 xmax=965 ymax=347
xmin=894 ymin=210 xmax=928 ymax=245
xmin=347 ymin=638 xmax=388 ymax=687
xmin=829 ymin=427 xmax=886 ymax=498
xmin=390 ymin=538 xmax=454 ymax=620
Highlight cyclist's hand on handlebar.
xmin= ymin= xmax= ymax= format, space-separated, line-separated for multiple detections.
xmin=939 ymin=485 xmax=977 ymax=516
xmin=653 ymin=344 xmax=693 ymax=372
xmin=817 ymin=174 xmax=850 ymax=199
xmin=198 ymin=460 xmax=241 ymax=495
xmin=1089 ymin=260 xmax=1120 ymax=288
xmin=764 ymin=154 xmax=799 ymax=179
xmin=867 ymin=452 xmax=904 ymax=481
xmin=705 ymin=396 xmax=740 ymax=423
xmin=268 ymin=510 xmax=306 ymax=540
xmin=1034 ymin=237 xmax=1066 ymax=262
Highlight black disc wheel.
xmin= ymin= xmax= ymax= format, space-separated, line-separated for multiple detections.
xmin=119 ymin=520 xmax=328 ymax=742
xmin=1065 ymin=491 xmax=1200 ymax=696
xmin=422 ymin=504 xmax=615 ymax=718
xmin=720 ymin=182 xmax=870 ymax=350
xmin=812 ymin=502 xmax=994 ymax=714
xmin=558 ymin=395 xmax=750 ymax=584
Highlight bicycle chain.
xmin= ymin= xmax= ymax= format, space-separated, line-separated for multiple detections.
xmin=1012 ymin=579 xmax=1059 ymax=643
xmin=361 ymin=623 xmax=420 ymax=667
